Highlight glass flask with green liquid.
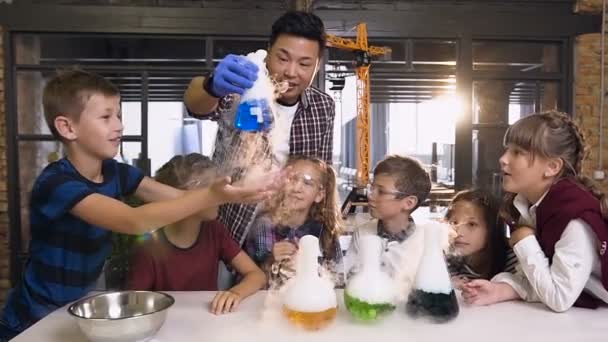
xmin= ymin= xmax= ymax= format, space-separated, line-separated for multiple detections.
xmin=344 ymin=235 xmax=397 ymax=321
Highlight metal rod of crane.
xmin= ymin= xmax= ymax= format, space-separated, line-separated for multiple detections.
xmin=326 ymin=23 xmax=391 ymax=187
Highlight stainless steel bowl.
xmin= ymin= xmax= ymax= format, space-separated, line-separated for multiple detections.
xmin=68 ymin=291 xmax=175 ymax=342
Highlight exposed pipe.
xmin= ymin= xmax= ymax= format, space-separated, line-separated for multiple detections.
xmin=600 ymin=0 xmax=606 ymax=171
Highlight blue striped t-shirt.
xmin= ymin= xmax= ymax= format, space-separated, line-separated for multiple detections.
xmin=0 ymin=158 xmax=143 ymax=337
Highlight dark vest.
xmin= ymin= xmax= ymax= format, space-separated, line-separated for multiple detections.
xmin=536 ymin=177 xmax=608 ymax=308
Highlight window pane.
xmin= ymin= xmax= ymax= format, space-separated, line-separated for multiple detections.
xmin=388 ymin=95 xmax=460 ymax=180
xmin=106 ymin=72 xmax=146 ymax=103
xmin=509 ymin=81 xmax=560 ymax=123
xmin=16 ymin=71 xmax=50 ymax=135
xmin=212 ymin=39 xmax=267 ymax=64
xmin=121 ymin=102 xmax=142 ymax=136
xmin=413 ymin=40 xmax=457 ymax=72
xmin=472 ymin=79 xmax=561 ymax=192
xmin=117 ymin=142 xmax=142 ymax=167
xmin=16 ymin=70 xmax=150 ymax=136
xmin=368 ymin=40 xmax=406 ymax=72
xmin=328 ymin=40 xmax=404 ymax=69
xmin=14 ymin=34 xmax=206 ymax=67
xmin=473 ymin=41 xmax=561 ymax=72
xmin=327 ymin=39 xmax=457 ymax=102
xmin=328 ymin=46 xmax=354 ymax=62
xmin=371 ymin=76 xmax=456 ymax=104
xmin=147 ymin=101 xmax=185 ymax=175
xmin=113 ymin=72 xmax=194 ymax=103
xmin=473 ymin=80 xmax=560 ymax=124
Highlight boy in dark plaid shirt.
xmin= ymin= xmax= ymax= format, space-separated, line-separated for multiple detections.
xmin=184 ymin=11 xmax=335 ymax=245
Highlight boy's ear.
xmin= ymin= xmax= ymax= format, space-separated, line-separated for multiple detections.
xmin=401 ymin=195 xmax=418 ymax=211
xmin=545 ymin=157 xmax=564 ymax=178
xmin=54 ymin=115 xmax=77 ymax=141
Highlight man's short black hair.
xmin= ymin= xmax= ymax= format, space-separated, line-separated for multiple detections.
xmin=270 ymin=11 xmax=326 ymax=55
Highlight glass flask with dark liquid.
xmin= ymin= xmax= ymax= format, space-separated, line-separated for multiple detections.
xmin=406 ymin=221 xmax=459 ymax=323
xmin=282 ymin=235 xmax=337 ymax=330
xmin=344 ymin=235 xmax=397 ymax=321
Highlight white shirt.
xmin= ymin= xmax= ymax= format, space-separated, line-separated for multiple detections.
xmin=344 ymin=218 xmax=425 ymax=301
xmin=269 ymin=102 xmax=298 ymax=164
xmin=492 ymin=193 xmax=608 ymax=312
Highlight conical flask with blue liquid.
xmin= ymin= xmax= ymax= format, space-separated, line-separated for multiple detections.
xmin=235 ymin=50 xmax=274 ymax=132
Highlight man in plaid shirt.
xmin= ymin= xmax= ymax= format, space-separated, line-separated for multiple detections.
xmin=184 ymin=11 xmax=335 ymax=246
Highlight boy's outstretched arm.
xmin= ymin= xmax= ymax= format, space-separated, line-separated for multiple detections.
xmin=133 ymin=165 xmax=288 ymax=203
xmin=210 ymin=251 xmax=267 ymax=315
xmin=134 ymin=177 xmax=184 ymax=203
xmin=71 ymin=177 xmax=272 ymax=235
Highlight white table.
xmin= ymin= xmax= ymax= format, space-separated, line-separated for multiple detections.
xmin=13 ymin=290 xmax=608 ymax=342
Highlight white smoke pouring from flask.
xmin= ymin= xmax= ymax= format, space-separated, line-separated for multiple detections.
xmin=405 ymin=220 xmax=459 ymax=323
xmin=213 ymin=49 xmax=291 ymax=188
xmin=281 ymin=236 xmax=338 ymax=331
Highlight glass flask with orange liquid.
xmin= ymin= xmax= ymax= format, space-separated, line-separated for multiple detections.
xmin=344 ymin=235 xmax=397 ymax=321
xmin=282 ymin=235 xmax=337 ymax=330
xmin=406 ymin=221 xmax=459 ymax=323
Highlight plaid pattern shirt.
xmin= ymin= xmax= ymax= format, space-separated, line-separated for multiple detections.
xmin=344 ymin=217 xmax=417 ymax=279
xmin=245 ymin=216 xmax=343 ymax=288
xmin=377 ymin=218 xmax=415 ymax=246
xmin=188 ymin=87 xmax=335 ymax=245
xmin=245 ymin=216 xmax=324 ymax=264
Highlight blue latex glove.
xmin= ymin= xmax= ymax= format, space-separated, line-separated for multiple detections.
xmin=210 ymin=54 xmax=259 ymax=97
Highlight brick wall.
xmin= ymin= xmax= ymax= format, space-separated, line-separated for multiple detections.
xmin=574 ymin=1 xmax=608 ymax=192
xmin=0 ymin=25 xmax=10 ymax=305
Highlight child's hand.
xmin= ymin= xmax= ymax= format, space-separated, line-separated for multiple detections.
xmin=509 ymin=226 xmax=535 ymax=248
xmin=210 ymin=176 xmax=275 ymax=204
xmin=239 ymin=165 xmax=289 ymax=189
xmin=451 ymin=275 xmax=470 ymax=291
xmin=272 ymin=241 xmax=297 ymax=261
xmin=462 ymin=279 xmax=510 ymax=306
xmin=210 ymin=290 xmax=241 ymax=315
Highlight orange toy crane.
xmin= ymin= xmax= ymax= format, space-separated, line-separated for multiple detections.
xmin=326 ymin=23 xmax=391 ymax=187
